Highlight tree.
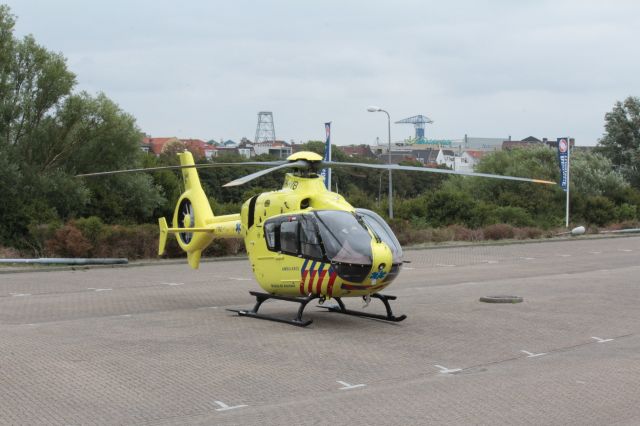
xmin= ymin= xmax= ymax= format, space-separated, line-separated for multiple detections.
xmin=595 ymin=96 xmax=640 ymax=188
xmin=0 ymin=6 xmax=164 ymax=247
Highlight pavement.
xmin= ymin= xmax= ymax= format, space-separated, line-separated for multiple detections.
xmin=1 ymin=236 xmax=639 ymax=425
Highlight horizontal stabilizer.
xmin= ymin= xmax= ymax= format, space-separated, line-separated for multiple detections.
xmin=158 ymin=217 xmax=169 ymax=256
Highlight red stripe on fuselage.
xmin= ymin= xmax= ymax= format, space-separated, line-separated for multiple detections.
xmin=316 ymin=266 xmax=327 ymax=295
xmin=308 ymin=263 xmax=318 ymax=294
xmin=327 ymin=269 xmax=338 ymax=297
xmin=300 ymin=260 xmax=310 ymax=295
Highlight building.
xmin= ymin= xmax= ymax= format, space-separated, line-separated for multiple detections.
xmin=337 ymin=144 xmax=377 ymax=159
xmin=140 ymin=136 xmax=214 ymax=159
xmin=252 ymin=140 xmax=292 ymax=158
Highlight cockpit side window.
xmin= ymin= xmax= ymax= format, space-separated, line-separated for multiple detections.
xmin=300 ymin=216 xmax=323 ymax=260
xmin=264 ymin=221 xmax=278 ymax=250
xmin=279 ymin=219 xmax=299 ymax=255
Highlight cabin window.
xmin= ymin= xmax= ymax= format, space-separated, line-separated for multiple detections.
xmin=279 ymin=219 xmax=299 ymax=255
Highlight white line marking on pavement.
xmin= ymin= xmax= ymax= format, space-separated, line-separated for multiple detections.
xmin=161 ymin=282 xmax=184 ymax=286
xmin=10 ymin=293 xmax=31 ymax=297
xmin=403 ymin=267 xmax=415 ymax=270
xmin=589 ymin=251 xmax=601 ymax=254
xmin=436 ymin=264 xmax=456 ymax=267
xmin=521 ymin=350 xmax=546 ymax=358
xmin=337 ymin=381 xmax=366 ymax=390
xmin=618 ymin=249 xmax=632 ymax=252
xmin=119 ymin=314 xmax=132 ymax=318
xmin=229 ymin=277 xmax=252 ymax=281
xmin=92 ymin=288 xmax=112 ymax=292
xmin=214 ymin=401 xmax=247 ymax=412
xmin=483 ymin=260 xmax=499 ymax=264
xmin=519 ymin=257 xmax=536 ymax=260
xmin=434 ymin=365 xmax=461 ymax=374
xmin=560 ymin=254 xmax=571 ymax=257
xmin=576 ymin=380 xmax=586 ymax=384
xmin=197 ymin=306 xmax=219 ymax=310
xmin=591 ymin=336 xmax=613 ymax=343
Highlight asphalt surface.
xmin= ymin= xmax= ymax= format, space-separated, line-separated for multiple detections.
xmin=1 ymin=236 xmax=639 ymax=425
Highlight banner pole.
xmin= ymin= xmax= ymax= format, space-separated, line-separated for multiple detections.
xmin=565 ymin=136 xmax=571 ymax=228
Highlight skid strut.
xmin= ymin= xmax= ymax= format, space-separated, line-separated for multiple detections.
xmin=227 ymin=291 xmax=318 ymax=327
xmin=318 ymin=293 xmax=407 ymax=322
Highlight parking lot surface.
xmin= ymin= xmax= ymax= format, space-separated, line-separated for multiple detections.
xmin=1 ymin=236 xmax=639 ymax=425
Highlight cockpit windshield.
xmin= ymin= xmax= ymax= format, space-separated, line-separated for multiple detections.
xmin=355 ymin=208 xmax=403 ymax=264
xmin=313 ymin=210 xmax=373 ymax=265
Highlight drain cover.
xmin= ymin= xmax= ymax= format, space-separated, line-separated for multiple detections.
xmin=479 ymin=295 xmax=523 ymax=303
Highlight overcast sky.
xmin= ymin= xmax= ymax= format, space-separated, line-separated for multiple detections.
xmin=4 ymin=0 xmax=639 ymax=146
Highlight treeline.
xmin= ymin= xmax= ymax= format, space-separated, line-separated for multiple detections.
xmin=1 ymin=5 xmax=640 ymax=259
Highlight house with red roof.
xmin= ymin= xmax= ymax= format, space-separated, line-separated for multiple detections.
xmin=141 ymin=136 xmax=215 ymax=159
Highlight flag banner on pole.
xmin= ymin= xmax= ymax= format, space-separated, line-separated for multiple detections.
xmin=557 ymin=137 xmax=569 ymax=192
xmin=320 ymin=122 xmax=331 ymax=189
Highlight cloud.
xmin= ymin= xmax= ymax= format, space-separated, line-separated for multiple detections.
xmin=5 ymin=0 xmax=640 ymax=145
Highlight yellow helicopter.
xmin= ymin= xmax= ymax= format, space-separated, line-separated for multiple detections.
xmin=79 ymin=149 xmax=555 ymax=326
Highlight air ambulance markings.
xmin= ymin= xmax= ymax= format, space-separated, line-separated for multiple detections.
xmin=213 ymin=400 xmax=247 ymax=412
xmin=337 ymin=381 xmax=366 ymax=390
xmin=434 ymin=365 xmax=462 ymax=374
xmin=591 ymin=336 xmax=614 ymax=343
xmin=520 ymin=350 xmax=546 ymax=358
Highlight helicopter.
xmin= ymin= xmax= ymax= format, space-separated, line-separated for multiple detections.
xmin=79 ymin=150 xmax=555 ymax=326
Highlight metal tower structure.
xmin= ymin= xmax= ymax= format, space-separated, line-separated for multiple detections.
xmin=395 ymin=115 xmax=434 ymax=141
xmin=255 ymin=111 xmax=276 ymax=143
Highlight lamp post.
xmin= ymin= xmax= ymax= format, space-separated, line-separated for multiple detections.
xmin=367 ymin=106 xmax=393 ymax=218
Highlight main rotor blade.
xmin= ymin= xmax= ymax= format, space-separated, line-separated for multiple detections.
xmin=323 ymin=161 xmax=556 ymax=185
xmin=75 ymin=161 xmax=286 ymax=177
xmin=223 ymin=160 xmax=310 ymax=187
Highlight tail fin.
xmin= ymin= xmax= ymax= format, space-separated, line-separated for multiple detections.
xmin=157 ymin=151 xmax=242 ymax=269
xmin=162 ymin=151 xmax=215 ymax=269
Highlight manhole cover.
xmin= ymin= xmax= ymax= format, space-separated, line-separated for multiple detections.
xmin=479 ymin=295 xmax=523 ymax=303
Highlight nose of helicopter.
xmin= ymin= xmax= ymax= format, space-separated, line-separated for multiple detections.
xmin=370 ymin=239 xmax=394 ymax=283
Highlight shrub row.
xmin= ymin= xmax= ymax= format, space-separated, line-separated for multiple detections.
xmin=3 ymin=217 xmax=636 ymax=260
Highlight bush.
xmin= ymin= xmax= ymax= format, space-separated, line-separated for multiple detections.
xmin=0 ymin=245 xmax=22 ymax=258
xmin=93 ymin=224 xmax=158 ymax=259
xmin=494 ymin=206 xmax=535 ymax=227
xmin=583 ymin=196 xmax=617 ymax=226
xmin=447 ymin=224 xmax=483 ymax=241
xmin=483 ymin=224 xmax=515 ymax=240
xmin=45 ymin=224 xmax=92 ymax=257
xmin=514 ymin=227 xmax=543 ymax=240
xmin=75 ymin=216 xmax=105 ymax=246
xmin=616 ymin=203 xmax=637 ymax=222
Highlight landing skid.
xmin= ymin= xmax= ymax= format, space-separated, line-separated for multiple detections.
xmin=317 ymin=293 xmax=407 ymax=323
xmin=227 ymin=291 xmax=318 ymax=327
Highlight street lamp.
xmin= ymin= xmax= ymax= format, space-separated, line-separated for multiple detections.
xmin=367 ymin=106 xmax=393 ymax=219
